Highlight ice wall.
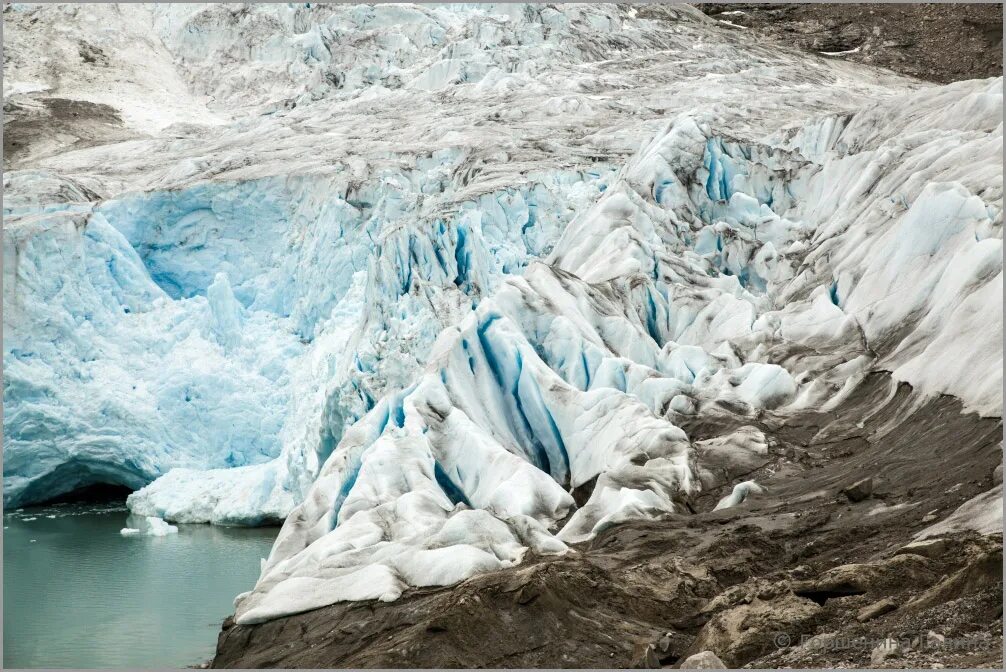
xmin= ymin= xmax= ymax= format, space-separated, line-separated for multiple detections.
xmin=3 ymin=1 xmax=1000 ymax=625
xmin=3 ymin=157 xmax=610 ymax=517
xmin=2 ymin=173 xmax=301 ymax=512
xmin=235 ymin=78 xmax=1002 ymax=622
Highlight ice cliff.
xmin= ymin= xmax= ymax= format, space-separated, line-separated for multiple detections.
xmin=3 ymin=3 xmax=1001 ymax=623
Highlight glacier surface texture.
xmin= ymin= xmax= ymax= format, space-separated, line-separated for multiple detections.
xmin=3 ymin=3 xmax=1001 ymax=624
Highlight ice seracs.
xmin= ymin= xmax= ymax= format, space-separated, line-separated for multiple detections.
xmin=236 ymin=75 xmax=1002 ymax=622
xmin=2 ymin=2 xmax=1001 ymax=624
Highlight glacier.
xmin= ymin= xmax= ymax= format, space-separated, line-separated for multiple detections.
xmin=2 ymin=2 xmax=1001 ymax=626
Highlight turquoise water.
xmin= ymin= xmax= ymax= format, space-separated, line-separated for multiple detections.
xmin=3 ymin=503 xmax=277 ymax=668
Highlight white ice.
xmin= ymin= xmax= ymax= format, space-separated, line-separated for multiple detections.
xmin=2 ymin=2 xmax=1001 ymax=624
xmin=119 ymin=516 xmax=178 ymax=537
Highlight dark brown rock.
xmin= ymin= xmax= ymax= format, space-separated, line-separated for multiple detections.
xmin=841 ymin=477 xmax=873 ymax=502
xmin=695 ymin=3 xmax=1003 ymax=84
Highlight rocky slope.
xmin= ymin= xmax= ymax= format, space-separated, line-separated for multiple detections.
xmin=214 ymin=373 xmax=1003 ymax=668
xmin=217 ymin=526 xmax=1003 ymax=668
xmin=696 ymin=3 xmax=1003 ymax=84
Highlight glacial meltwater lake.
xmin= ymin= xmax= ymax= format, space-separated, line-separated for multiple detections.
xmin=3 ymin=502 xmax=278 ymax=668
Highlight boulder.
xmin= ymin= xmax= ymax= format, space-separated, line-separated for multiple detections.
xmin=653 ymin=631 xmax=690 ymax=664
xmin=793 ymin=553 xmax=935 ymax=603
xmin=678 ymin=651 xmax=727 ymax=669
xmin=856 ymin=597 xmax=898 ymax=622
xmin=686 ymin=593 xmax=820 ymax=666
xmin=841 ymin=477 xmax=873 ymax=502
xmin=870 ymin=637 xmax=901 ymax=666
xmin=799 ymin=632 xmax=837 ymax=651
xmin=894 ymin=538 xmax=949 ymax=560
xmin=906 ymin=546 xmax=1003 ymax=611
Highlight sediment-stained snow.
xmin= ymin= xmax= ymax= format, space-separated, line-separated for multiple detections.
xmin=3 ymin=3 xmax=1001 ymax=623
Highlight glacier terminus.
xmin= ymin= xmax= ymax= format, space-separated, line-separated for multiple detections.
xmin=3 ymin=3 xmax=1003 ymax=669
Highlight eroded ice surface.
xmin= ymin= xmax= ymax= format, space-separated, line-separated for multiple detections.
xmin=3 ymin=3 xmax=1001 ymax=623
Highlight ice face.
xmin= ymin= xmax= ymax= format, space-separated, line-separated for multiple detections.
xmin=3 ymin=2 xmax=1001 ymax=623
xmin=2 ymin=192 xmax=302 ymax=512
xmin=3 ymin=163 xmax=608 ymax=517
xmin=236 ymin=77 xmax=1003 ymax=622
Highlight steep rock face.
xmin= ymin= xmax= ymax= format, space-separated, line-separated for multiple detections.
xmin=2 ymin=2 xmax=1001 ymax=631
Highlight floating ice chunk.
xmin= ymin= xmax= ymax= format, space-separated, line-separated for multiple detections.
xmin=120 ymin=516 xmax=178 ymax=536
xmin=127 ymin=461 xmax=294 ymax=526
xmin=146 ymin=517 xmax=179 ymax=536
